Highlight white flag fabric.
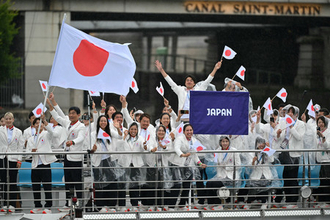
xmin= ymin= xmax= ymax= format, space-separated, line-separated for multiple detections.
xmin=222 ymin=46 xmax=237 ymax=60
xmin=48 ymin=23 xmax=136 ymax=96
xmin=284 ymin=114 xmax=295 ymax=128
xmin=276 ymin=88 xmax=288 ymax=102
xmin=176 ymin=122 xmax=184 ymax=136
xmin=235 ymin=65 xmax=246 ymax=81
xmin=263 ymin=98 xmax=273 ymax=115
xmin=156 ymin=82 xmax=164 ymax=96
xmin=306 ymin=99 xmax=316 ymax=118
xmin=130 ymin=78 xmax=139 ymax=93
xmin=88 ymin=91 xmax=100 ymax=97
xmin=191 ymin=140 xmax=205 ymax=152
xmin=262 ymin=147 xmax=276 ymax=157
xmin=160 ymin=136 xmax=171 ymax=146
xmin=97 ymin=128 xmax=111 ymax=141
xmin=32 ymin=103 xmax=47 ymax=118
xmin=39 ymin=80 xmax=48 ymax=92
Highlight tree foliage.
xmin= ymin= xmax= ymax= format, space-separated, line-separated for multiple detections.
xmin=0 ymin=0 xmax=20 ymax=84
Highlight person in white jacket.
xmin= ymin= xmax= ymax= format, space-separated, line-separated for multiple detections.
xmin=90 ymin=115 xmax=125 ymax=213
xmin=206 ymin=135 xmax=241 ymax=211
xmin=117 ymin=122 xmax=147 ymax=212
xmin=48 ymin=93 xmax=85 ymax=209
xmin=0 ymin=112 xmax=24 ymax=213
xmin=22 ymin=112 xmax=36 ymax=162
xmin=155 ymin=59 xmax=222 ymax=120
xmin=314 ymin=116 xmax=330 ymax=208
xmin=26 ymin=116 xmax=57 ymax=214
xmin=172 ymin=124 xmax=206 ymax=210
xmin=243 ymin=137 xmax=275 ymax=210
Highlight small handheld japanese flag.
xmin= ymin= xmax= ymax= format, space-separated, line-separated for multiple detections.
xmin=130 ymin=78 xmax=139 ymax=93
xmin=160 ymin=136 xmax=171 ymax=146
xmin=156 ymin=82 xmax=164 ymax=96
xmin=262 ymin=147 xmax=276 ymax=157
xmin=32 ymin=103 xmax=47 ymax=118
xmin=222 ymin=46 xmax=237 ymax=60
xmin=176 ymin=122 xmax=184 ymax=136
xmin=88 ymin=91 xmax=100 ymax=97
xmin=191 ymin=140 xmax=205 ymax=152
xmin=97 ymin=128 xmax=111 ymax=141
xmin=306 ymin=99 xmax=315 ymax=118
xmin=39 ymin=80 xmax=48 ymax=92
xmin=284 ymin=114 xmax=295 ymax=128
xmin=276 ymin=88 xmax=287 ymax=103
xmin=263 ymin=98 xmax=273 ymax=115
xmin=235 ymin=66 xmax=246 ymax=81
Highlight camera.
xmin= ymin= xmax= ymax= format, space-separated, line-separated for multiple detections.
xmin=270 ymin=117 xmax=275 ymax=123
xmin=81 ymin=115 xmax=90 ymax=120
xmin=180 ymin=110 xmax=189 ymax=114
xmin=317 ymin=126 xmax=321 ymax=131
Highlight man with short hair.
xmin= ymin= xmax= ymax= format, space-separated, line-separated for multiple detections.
xmin=48 ymin=93 xmax=85 ymax=210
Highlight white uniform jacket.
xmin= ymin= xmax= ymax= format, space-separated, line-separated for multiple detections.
xmin=117 ymin=136 xmax=147 ymax=168
xmin=50 ymin=108 xmax=85 ymax=161
xmin=171 ymin=135 xmax=201 ymax=166
xmin=0 ymin=126 xmax=24 ymax=162
xmin=249 ymin=152 xmax=274 ymax=180
xmin=215 ymin=147 xmax=241 ymax=180
xmin=316 ymin=128 xmax=330 ymax=163
xmin=90 ymin=131 xmax=117 ymax=167
xmin=26 ymin=124 xmax=57 ymax=169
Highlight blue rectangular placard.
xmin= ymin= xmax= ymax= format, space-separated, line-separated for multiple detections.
xmin=190 ymin=91 xmax=249 ymax=135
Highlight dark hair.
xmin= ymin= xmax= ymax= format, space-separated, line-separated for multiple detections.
xmin=184 ymin=75 xmax=196 ymax=84
xmin=140 ymin=113 xmax=151 ymax=122
xmin=96 ymin=115 xmax=111 ymax=144
xmin=278 ymin=104 xmax=286 ymax=109
xmin=319 ymin=108 xmax=330 ymax=116
xmin=32 ymin=117 xmax=41 ymax=126
xmin=128 ymin=122 xmax=139 ymax=141
xmin=49 ymin=115 xmax=62 ymax=127
xmin=111 ymin=111 xmax=123 ymax=120
xmin=156 ymin=125 xmax=166 ymax=142
xmin=83 ymin=112 xmax=93 ymax=119
xmin=105 ymin=104 xmax=117 ymax=119
xmin=28 ymin=112 xmax=34 ymax=119
xmin=288 ymin=107 xmax=295 ymax=115
xmin=317 ymin=116 xmax=328 ymax=128
xmin=183 ymin=123 xmax=193 ymax=132
xmin=159 ymin=113 xmax=171 ymax=130
xmin=69 ymin=106 xmax=81 ymax=115
xmin=0 ymin=115 xmax=3 ymax=120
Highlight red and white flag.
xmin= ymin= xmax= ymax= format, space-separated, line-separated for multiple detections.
xmin=48 ymin=23 xmax=136 ymax=96
xmin=284 ymin=114 xmax=295 ymax=128
xmin=176 ymin=122 xmax=184 ymax=136
xmin=222 ymin=46 xmax=237 ymax=60
xmin=39 ymin=80 xmax=48 ymax=92
xmin=156 ymin=82 xmax=164 ymax=96
xmin=306 ymin=99 xmax=315 ymax=118
xmin=263 ymin=98 xmax=273 ymax=115
xmin=276 ymin=88 xmax=288 ymax=103
xmin=130 ymin=78 xmax=139 ymax=93
xmin=97 ymin=128 xmax=112 ymax=141
xmin=160 ymin=136 xmax=171 ymax=146
xmin=235 ymin=66 xmax=246 ymax=81
xmin=32 ymin=103 xmax=47 ymax=118
xmin=88 ymin=91 xmax=100 ymax=97
xmin=191 ymin=140 xmax=205 ymax=152
xmin=262 ymin=147 xmax=276 ymax=157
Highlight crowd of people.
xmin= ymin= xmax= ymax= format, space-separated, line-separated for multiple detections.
xmin=0 ymin=59 xmax=329 ymax=214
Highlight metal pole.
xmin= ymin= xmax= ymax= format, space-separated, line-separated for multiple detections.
xmin=87 ymin=94 xmax=95 ymax=211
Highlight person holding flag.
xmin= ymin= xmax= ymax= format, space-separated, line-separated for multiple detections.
xmin=48 ymin=93 xmax=85 ymax=210
xmin=26 ymin=115 xmax=57 ymax=214
xmin=22 ymin=112 xmax=36 ymax=162
xmin=0 ymin=112 xmax=24 ymax=213
xmin=89 ymin=115 xmax=125 ymax=213
xmin=154 ymin=60 xmax=222 ymax=120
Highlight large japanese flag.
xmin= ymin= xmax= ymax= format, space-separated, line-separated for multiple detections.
xmin=49 ymin=23 xmax=136 ymax=96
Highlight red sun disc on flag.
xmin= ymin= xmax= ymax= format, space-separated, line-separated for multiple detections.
xmin=240 ymin=70 xmax=245 ymax=76
xmin=268 ymin=104 xmax=271 ymax=110
xmin=102 ymin=132 xmax=109 ymax=137
xmin=160 ymin=88 xmax=163 ymax=94
xmin=311 ymin=105 xmax=314 ymax=111
xmin=73 ymin=39 xmax=109 ymax=77
xmin=132 ymin=81 xmax=135 ymax=88
xmin=225 ymin=50 xmax=231 ymax=57
xmin=197 ymin=146 xmax=203 ymax=151
xmin=42 ymin=83 xmax=46 ymax=89
xmin=178 ymin=127 xmax=182 ymax=133
xmin=281 ymin=92 xmax=287 ymax=97
xmin=264 ymin=148 xmax=270 ymax=151
xmin=36 ymin=108 xmax=42 ymax=115
xmin=147 ymin=134 xmax=150 ymax=141
xmin=286 ymin=117 xmax=292 ymax=124
xmin=91 ymin=91 xmax=95 ymax=94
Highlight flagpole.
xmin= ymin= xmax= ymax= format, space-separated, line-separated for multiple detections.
xmin=51 ymin=86 xmax=56 ymax=93
xmin=87 ymin=93 xmax=95 ymax=211
xmin=231 ymin=75 xmax=236 ymax=80
xmin=271 ymin=95 xmax=276 ymax=101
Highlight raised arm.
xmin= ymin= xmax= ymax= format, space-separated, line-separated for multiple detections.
xmin=120 ymin=95 xmax=133 ymax=126
xmin=155 ymin=60 xmax=168 ymax=78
